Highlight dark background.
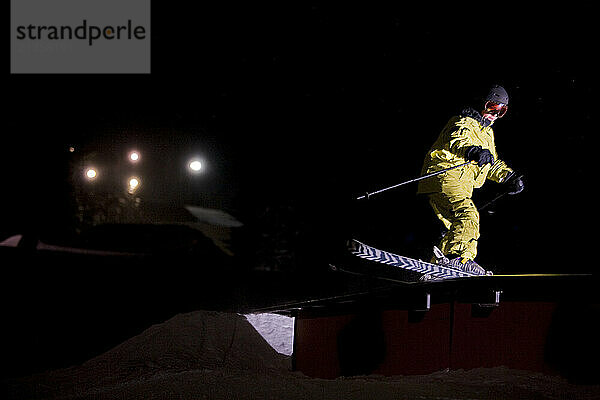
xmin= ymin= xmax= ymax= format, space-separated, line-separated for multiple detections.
xmin=4 ymin=4 xmax=597 ymax=272
xmin=3 ymin=3 xmax=600 ymax=381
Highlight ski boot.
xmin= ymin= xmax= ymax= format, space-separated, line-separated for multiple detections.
xmin=433 ymin=247 xmax=492 ymax=275
xmin=421 ymin=247 xmax=492 ymax=281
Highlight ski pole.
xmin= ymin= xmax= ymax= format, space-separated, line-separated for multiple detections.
xmin=478 ymin=174 xmax=523 ymax=211
xmin=478 ymin=191 xmax=509 ymax=212
xmin=355 ymin=161 xmax=471 ymax=200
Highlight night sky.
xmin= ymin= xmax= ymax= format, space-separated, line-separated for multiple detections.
xmin=4 ymin=4 xmax=597 ymax=272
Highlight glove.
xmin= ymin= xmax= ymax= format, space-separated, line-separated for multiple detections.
xmin=504 ymin=172 xmax=524 ymax=195
xmin=464 ymin=146 xmax=495 ymax=167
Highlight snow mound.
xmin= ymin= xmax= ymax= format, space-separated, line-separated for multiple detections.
xmin=81 ymin=310 xmax=290 ymax=375
xmin=6 ymin=311 xmax=290 ymax=399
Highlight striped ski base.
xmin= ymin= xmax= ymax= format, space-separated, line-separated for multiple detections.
xmin=347 ymin=239 xmax=478 ymax=279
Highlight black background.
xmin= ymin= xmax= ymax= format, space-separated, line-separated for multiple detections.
xmin=4 ymin=3 xmax=598 ymax=272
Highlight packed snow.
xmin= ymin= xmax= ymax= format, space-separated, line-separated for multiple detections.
xmin=4 ymin=310 xmax=599 ymax=400
xmin=244 ymin=312 xmax=294 ymax=356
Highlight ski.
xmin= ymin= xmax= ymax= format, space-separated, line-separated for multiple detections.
xmin=347 ymin=239 xmax=479 ymax=280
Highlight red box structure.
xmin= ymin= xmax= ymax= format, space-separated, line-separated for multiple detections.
xmin=292 ymin=275 xmax=598 ymax=382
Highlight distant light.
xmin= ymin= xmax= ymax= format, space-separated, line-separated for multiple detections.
xmin=85 ymin=168 xmax=97 ymax=180
xmin=69 ymin=146 xmax=75 ymax=153
xmin=189 ymin=160 xmax=202 ymax=172
xmin=127 ymin=176 xmax=141 ymax=194
xmin=128 ymin=151 xmax=140 ymax=162
xmin=129 ymin=178 xmax=139 ymax=188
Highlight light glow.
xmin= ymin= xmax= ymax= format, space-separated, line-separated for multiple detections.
xmin=127 ymin=176 xmax=141 ymax=194
xmin=85 ymin=168 xmax=97 ymax=180
xmin=189 ymin=160 xmax=202 ymax=172
xmin=128 ymin=151 xmax=140 ymax=162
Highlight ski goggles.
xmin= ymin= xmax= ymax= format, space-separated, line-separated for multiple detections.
xmin=484 ymin=101 xmax=508 ymax=118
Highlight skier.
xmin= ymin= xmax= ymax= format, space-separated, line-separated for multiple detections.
xmin=417 ymin=85 xmax=524 ymax=274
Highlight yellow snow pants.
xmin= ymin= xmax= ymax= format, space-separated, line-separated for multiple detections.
xmin=428 ymin=192 xmax=480 ymax=261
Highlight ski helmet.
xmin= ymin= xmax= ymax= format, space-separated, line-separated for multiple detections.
xmin=485 ymin=85 xmax=509 ymax=105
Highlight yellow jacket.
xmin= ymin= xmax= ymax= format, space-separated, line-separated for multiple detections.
xmin=417 ymin=108 xmax=513 ymax=200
